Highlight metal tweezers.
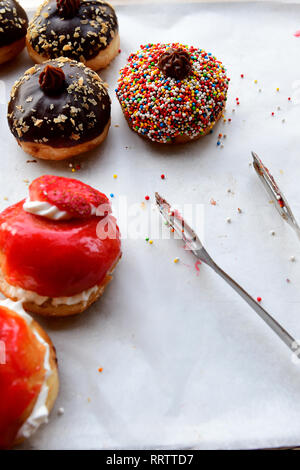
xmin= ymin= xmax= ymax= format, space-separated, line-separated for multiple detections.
xmin=252 ymin=151 xmax=300 ymax=240
xmin=155 ymin=190 xmax=300 ymax=361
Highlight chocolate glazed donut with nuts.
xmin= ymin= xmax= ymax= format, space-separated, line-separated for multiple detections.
xmin=7 ymin=58 xmax=111 ymax=160
xmin=0 ymin=0 xmax=28 ymax=65
xmin=26 ymin=0 xmax=120 ymax=71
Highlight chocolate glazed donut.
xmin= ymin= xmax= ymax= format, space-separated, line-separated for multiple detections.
xmin=7 ymin=58 xmax=111 ymax=160
xmin=0 ymin=0 xmax=28 ymax=64
xmin=26 ymin=0 xmax=120 ymax=71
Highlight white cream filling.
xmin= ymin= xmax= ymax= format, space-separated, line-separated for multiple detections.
xmin=23 ymin=197 xmax=97 ymax=221
xmin=2 ymin=277 xmax=99 ymax=307
xmin=0 ymin=298 xmax=52 ymax=441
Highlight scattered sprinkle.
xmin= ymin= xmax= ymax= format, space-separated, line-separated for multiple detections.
xmin=145 ymin=195 xmax=150 ymax=201
xmin=237 ymin=208 xmax=242 ymax=213
xmin=98 ymin=367 xmax=103 ymax=373
xmin=226 ymin=217 xmax=231 ymax=223
xmin=174 ymin=257 xmax=180 ymax=263
xmin=290 ymin=256 xmax=296 ymax=262
xmin=161 ymin=174 xmax=165 ymax=180
xmin=57 ymin=407 xmax=65 ymax=416
xmin=110 ymin=193 xmax=114 ymax=198
xmin=149 ymin=240 xmax=153 ymax=245
xmin=257 ymin=297 xmax=262 ymax=302
xmin=210 ymin=198 xmax=217 ymax=206
xmin=270 ymin=230 xmax=275 ymax=236
xmin=113 ymin=174 xmax=117 ymax=179
xmin=195 ymin=260 xmax=201 ymax=274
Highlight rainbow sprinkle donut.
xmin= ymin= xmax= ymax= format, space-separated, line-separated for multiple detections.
xmin=116 ymin=43 xmax=230 ymax=144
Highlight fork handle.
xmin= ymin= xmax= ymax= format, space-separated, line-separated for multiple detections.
xmin=198 ymin=250 xmax=296 ymax=353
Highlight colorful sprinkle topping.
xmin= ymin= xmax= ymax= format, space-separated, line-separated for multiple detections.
xmin=116 ymin=43 xmax=229 ymax=143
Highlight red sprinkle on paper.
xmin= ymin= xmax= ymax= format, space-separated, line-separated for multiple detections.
xmin=294 ymin=30 xmax=300 ymax=37
xmin=195 ymin=260 xmax=201 ymax=275
xmin=257 ymin=297 xmax=262 ymax=302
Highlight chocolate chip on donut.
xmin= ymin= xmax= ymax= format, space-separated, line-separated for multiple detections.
xmin=39 ymin=64 xmax=66 ymax=94
xmin=26 ymin=0 xmax=119 ymax=71
xmin=57 ymin=0 xmax=81 ymax=18
xmin=7 ymin=57 xmax=111 ymax=160
xmin=0 ymin=0 xmax=28 ymax=64
xmin=158 ymin=48 xmax=192 ymax=80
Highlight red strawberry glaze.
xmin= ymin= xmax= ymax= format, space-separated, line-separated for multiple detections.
xmin=0 ymin=200 xmax=121 ymax=298
xmin=0 ymin=307 xmax=45 ymax=449
xmin=29 ymin=175 xmax=109 ymax=219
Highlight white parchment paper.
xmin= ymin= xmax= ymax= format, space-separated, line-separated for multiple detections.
xmin=4 ymin=1 xmax=300 ymax=449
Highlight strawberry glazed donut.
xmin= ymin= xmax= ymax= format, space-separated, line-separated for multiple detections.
xmin=0 ymin=0 xmax=28 ymax=65
xmin=116 ymin=43 xmax=230 ymax=144
xmin=0 ymin=298 xmax=59 ymax=449
xmin=0 ymin=176 xmax=122 ymax=317
xmin=7 ymin=58 xmax=111 ymax=160
xmin=26 ymin=0 xmax=119 ymax=71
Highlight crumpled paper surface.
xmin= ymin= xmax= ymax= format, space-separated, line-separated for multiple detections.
xmin=3 ymin=0 xmax=300 ymax=449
